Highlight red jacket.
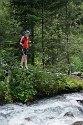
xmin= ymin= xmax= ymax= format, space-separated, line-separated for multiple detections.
xmin=20 ymin=36 xmax=30 ymax=49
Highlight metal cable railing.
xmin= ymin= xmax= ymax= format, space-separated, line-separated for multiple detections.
xmin=0 ymin=42 xmax=83 ymax=45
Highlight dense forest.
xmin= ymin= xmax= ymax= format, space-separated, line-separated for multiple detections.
xmin=0 ymin=0 xmax=83 ymax=104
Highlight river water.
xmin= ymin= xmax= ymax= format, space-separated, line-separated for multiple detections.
xmin=0 ymin=92 xmax=83 ymax=125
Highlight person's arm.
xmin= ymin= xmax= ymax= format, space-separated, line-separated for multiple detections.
xmin=29 ymin=40 xmax=34 ymax=44
xmin=20 ymin=36 xmax=24 ymax=49
xmin=29 ymin=41 xmax=32 ymax=43
xmin=20 ymin=36 xmax=25 ymax=45
xmin=20 ymin=42 xmax=23 ymax=45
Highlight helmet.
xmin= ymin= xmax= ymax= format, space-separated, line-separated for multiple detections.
xmin=24 ymin=30 xmax=30 ymax=34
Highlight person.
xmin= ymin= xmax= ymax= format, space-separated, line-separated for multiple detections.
xmin=20 ymin=30 xmax=31 ymax=69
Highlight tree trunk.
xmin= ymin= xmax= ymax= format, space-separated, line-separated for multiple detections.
xmin=31 ymin=25 xmax=34 ymax=65
xmin=42 ymin=0 xmax=45 ymax=68
xmin=65 ymin=2 xmax=70 ymax=75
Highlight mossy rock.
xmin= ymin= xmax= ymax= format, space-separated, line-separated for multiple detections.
xmin=72 ymin=121 xmax=83 ymax=125
xmin=64 ymin=111 xmax=74 ymax=117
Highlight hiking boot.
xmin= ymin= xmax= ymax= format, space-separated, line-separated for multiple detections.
xmin=20 ymin=65 xmax=23 ymax=68
xmin=25 ymin=66 xmax=28 ymax=69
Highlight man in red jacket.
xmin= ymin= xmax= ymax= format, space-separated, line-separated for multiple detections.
xmin=20 ymin=30 xmax=31 ymax=69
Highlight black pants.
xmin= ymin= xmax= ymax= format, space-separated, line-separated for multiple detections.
xmin=22 ymin=48 xmax=28 ymax=55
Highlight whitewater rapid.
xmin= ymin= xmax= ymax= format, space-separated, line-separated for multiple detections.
xmin=0 ymin=92 xmax=83 ymax=125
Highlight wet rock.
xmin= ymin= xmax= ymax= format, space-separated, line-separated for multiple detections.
xmin=25 ymin=117 xmax=31 ymax=121
xmin=0 ymin=97 xmax=5 ymax=105
xmin=71 ymin=72 xmax=82 ymax=76
xmin=72 ymin=121 xmax=83 ymax=125
xmin=64 ymin=111 xmax=74 ymax=117
xmin=46 ymin=116 xmax=55 ymax=119
xmin=80 ymin=90 xmax=83 ymax=93
xmin=49 ymin=116 xmax=55 ymax=119
xmin=77 ymin=100 xmax=83 ymax=104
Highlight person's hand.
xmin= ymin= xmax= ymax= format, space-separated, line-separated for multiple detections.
xmin=31 ymin=41 xmax=34 ymax=44
xmin=29 ymin=41 xmax=32 ymax=43
xmin=20 ymin=42 xmax=23 ymax=46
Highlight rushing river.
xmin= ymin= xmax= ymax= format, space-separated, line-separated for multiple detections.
xmin=0 ymin=92 xmax=83 ymax=125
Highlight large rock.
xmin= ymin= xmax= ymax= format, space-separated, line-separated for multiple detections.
xmin=71 ymin=72 xmax=82 ymax=76
xmin=77 ymin=100 xmax=83 ymax=104
xmin=64 ymin=111 xmax=74 ymax=117
xmin=25 ymin=117 xmax=31 ymax=121
xmin=72 ymin=121 xmax=83 ymax=125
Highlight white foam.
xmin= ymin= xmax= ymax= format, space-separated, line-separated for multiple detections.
xmin=0 ymin=92 xmax=83 ymax=125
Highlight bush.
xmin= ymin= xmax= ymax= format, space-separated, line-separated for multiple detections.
xmin=32 ymin=68 xmax=66 ymax=97
xmin=66 ymin=77 xmax=83 ymax=91
xmin=32 ymin=69 xmax=59 ymax=96
xmin=10 ymin=66 xmax=67 ymax=102
xmin=0 ymin=68 xmax=13 ymax=104
xmin=10 ymin=68 xmax=37 ymax=103
xmin=0 ymin=65 xmax=83 ymax=104
xmin=0 ymin=81 xmax=13 ymax=103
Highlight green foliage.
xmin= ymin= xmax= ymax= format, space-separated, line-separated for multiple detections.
xmin=10 ymin=66 xmax=66 ymax=101
xmin=10 ymin=68 xmax=37 ymax=102
xmin=66 ymin=77 xmax=83 ymax=91
xmin=0 ymin=68 xmax=13 ymax=103
xmin=0 ymin=66 xmax=83 ymax=104
xmin=0 ymin=81 xmax=13 ymax=103
xmin=0 ymin=0 xmax=22 ymax=42
xmin=71 ymin=55 xmax=83 ymax=71
xmin=0 ymin=68 xmax=5 ymax=81
xmin=0 ymin=0 xmax=83 ymax=72
xmin=0 ymin=0 xmax=83 ymax=104
xmin=31 ymin=68 xmax=59 ymax=96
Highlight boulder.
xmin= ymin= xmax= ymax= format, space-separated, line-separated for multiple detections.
xmin=77 ymin=100 xmax=83 ymax=104
xmin=72 ymin=121 xmax=83 ymax=125
xmin=25 ymin=117 xmax=31 ymax=121
xmin=71 ymin=72 xmax=82 ymax=76
xmin=64 ymin=111 xmax=74 ymax=117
